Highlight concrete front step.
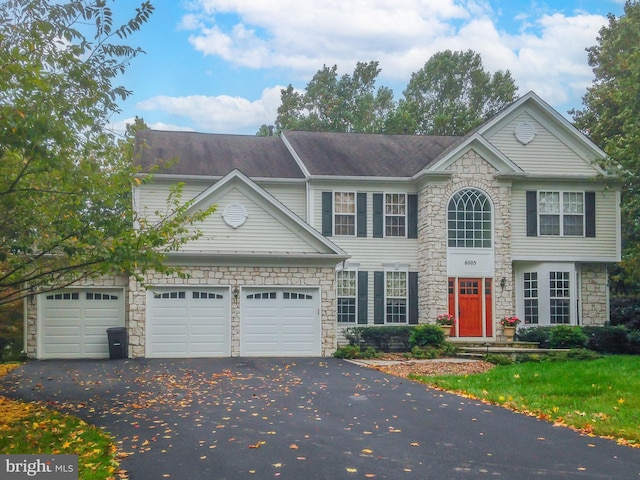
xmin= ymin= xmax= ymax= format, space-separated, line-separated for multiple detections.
xmin=455 ymin=347 xmax=571 ymax=360
xmin=450 ymin=340 xmax=540 ymax=350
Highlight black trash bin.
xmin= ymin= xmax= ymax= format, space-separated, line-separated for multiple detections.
xmin=106 ymin=327 xmax=128 ymax=359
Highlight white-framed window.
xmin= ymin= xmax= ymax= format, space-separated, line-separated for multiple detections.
xmin=385 ymin=193 xmax=406 ymax=237
xmin=334 ymin=191 xmax=356 ymax=236
xmin=523 ymin=272 xmax=539 ymax=324
xmin=385 ymin=270 xmax=407 ymax=323
xmin=516 ymin=263 xmax=575 ymax=326
xmin=337 ymin=270 xmax=357 ymax=323
xmin=549 ymin=271 xmax=571 ymax=324
xmin=539 ymin=191 xmax=584 ymax=236
xmin=447 ymin=188 xmax=492 ymax=248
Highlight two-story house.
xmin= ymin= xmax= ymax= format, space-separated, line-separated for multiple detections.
xmin=24 ymin=92 xmax=620 ymax=359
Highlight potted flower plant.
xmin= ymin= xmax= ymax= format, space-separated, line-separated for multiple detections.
xmin=436 ymin=313 xmax=455 ymax=336
xmin=499 ymin=315 xmax=520 ymax=341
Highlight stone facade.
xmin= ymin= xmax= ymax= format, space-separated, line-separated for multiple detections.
xmin=417 ymin=149 xmax=514 ymax=338
xmin=128 ymin=265 xmax=336 ymax=358
xmin=580 ymin=263 xmax=609 ymax=326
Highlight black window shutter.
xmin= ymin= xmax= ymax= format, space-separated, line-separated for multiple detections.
xmin=585 ymin=191 xmax=596 ymax=237
xmin=408 ymin=272 xmax=418 ymax=325
xmin=322 ymin=191 xmax=332 ymax=237
xmin=526 ymin=191 xmax=538 ymax=237
xmin=373 ymin=193 xmax=384 ymax=238
xmin=407 ymin=194 xmax=418 ymax=239
xmin=357 ymin=271 xmax=368 ymax=324
xmin=357 ymin=193 xmax=367 ymax=237
xmin=373 ymin=271 xmax=385 ymax=324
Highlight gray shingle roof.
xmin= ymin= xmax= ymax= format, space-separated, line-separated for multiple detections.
xmin=283 ymin=130 xmax=463 ymax=177
xmin=134 ymin=129 xmax=464 ymax=179
xmin=135 ymin=130 xmax=305 ymax=178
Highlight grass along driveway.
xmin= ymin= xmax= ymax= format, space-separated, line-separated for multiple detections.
xmin=0 ymin=363 xmax=121 ymax=480
xmin=412 ymin=355 xmax=640 ymax=447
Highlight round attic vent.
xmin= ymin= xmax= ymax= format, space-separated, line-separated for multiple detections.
xmin=514 ymin=121 xmax=537 ymax=145
xmin=222 ymin=202 xmax=248 ymax=229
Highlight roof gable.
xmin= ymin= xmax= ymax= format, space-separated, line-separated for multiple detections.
xmin=478 ymin=91 xmax=607 ymax=175
xmin=420 ymin=134 xmax=524 ymax=176
xmin=177 ymin=170 xmax=348 ymax=261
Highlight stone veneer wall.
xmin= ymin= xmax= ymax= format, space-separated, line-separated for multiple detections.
xmin=25 ymin=275 xmax=129 ymax=358
xmin=580 ymin=263 xmax=609 ymax=326
xmin=417 ymin=149 xmax=514 ymax=337
xmin=128 ymin=266 xmax=336 ymax=358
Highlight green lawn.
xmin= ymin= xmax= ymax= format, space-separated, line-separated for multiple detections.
xmin=412 ymin=355 xmax=640 ymax=446
xmin=0 ymin=364 xmax=121 ymax=479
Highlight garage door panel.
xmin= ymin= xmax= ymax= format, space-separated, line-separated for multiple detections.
xmin=40 ymin=289 xmax=124 ymax=359
xmin=241 ymin=289 xmax=321 ymax=357
xmin=147 ymin=288 xmax=230 ymax=358
xmin=153 ymin=325 xmax=188 ymax=336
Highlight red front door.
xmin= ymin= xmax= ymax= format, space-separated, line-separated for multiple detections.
xmin=457 ymin=278 xmax=483 ymax=337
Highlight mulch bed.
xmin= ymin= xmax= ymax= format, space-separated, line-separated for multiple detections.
xmin=370 ymin=354 xmax=495 ymax=379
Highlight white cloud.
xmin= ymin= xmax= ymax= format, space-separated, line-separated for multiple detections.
xmin=130 ymin=1 xmax=614 ymax=133
xmin=135 ymin=86 xmax=286 ymax=134
xmin=181 ymin=0 xmax=606 ymax=108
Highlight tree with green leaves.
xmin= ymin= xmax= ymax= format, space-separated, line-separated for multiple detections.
xmin=571 ymin=1 xmax=640 ymax=292
xmin=0 ymin=1 xmax=214 ymax=306
xmin=392 ymin=49 xmax=518 ymax=135
xmin=275 ymin=61 xmax=396 ymax=133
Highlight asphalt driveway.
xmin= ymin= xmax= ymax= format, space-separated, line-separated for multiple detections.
xmin=2 ymin=358 xmax=640 ymax=479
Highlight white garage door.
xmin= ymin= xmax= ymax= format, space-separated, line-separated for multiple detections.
xmin=147 ymin=288 xmax=230 ymax=358
xmin=241 ymin=288 xmax=321 ymax=356
xmin=40 ymin=289 xmax=125 ymax=359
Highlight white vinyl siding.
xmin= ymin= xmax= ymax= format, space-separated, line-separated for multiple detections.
xmin=512 ymin=184 xmax=620 ymax=261
xmin=314 ymin=185 xmax=418 ymax=328
xmin=135 ymin=181 xmax=307 ymax=222
xmin=180 ymin=187 xmax=319 ymax=254
xmin=312 ymin=187 xmax=418 ymax=263
xmin=486 ymin=113 xmax=602 ymax=176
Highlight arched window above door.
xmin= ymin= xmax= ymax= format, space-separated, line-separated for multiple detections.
xmin=447 ymin=189 xmax=492 ymax=248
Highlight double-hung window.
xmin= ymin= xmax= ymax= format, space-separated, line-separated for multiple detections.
xmin=336 ymin=270 xmax=357 ymax=323
xmin=334 ymin=192 xmax=356 ymax=236
xmin=385 ymin=193 xmax=406 ymax=237
xmin=385 ymin=271 xmax=407 ymax=323
xmin=523 ymin=272 xmax=539 ymax=324
xmin=539 ymin=191 xmax=584 ymax=236
xmin=549 ymin=271 xmax=571 ymax=324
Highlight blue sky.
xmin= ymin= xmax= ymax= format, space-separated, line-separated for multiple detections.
xmin=111 ymin=0 xmax=625 ymax=135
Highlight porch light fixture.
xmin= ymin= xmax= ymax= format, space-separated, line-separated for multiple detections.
xmin=500 ymin=277 xmax=507 ymax=291
xmin=232 ymin=286 xmax=239 ymax=300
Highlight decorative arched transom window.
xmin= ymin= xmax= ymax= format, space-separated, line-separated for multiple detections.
xmin=447 ymin=189 xmax=492 ymax=248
